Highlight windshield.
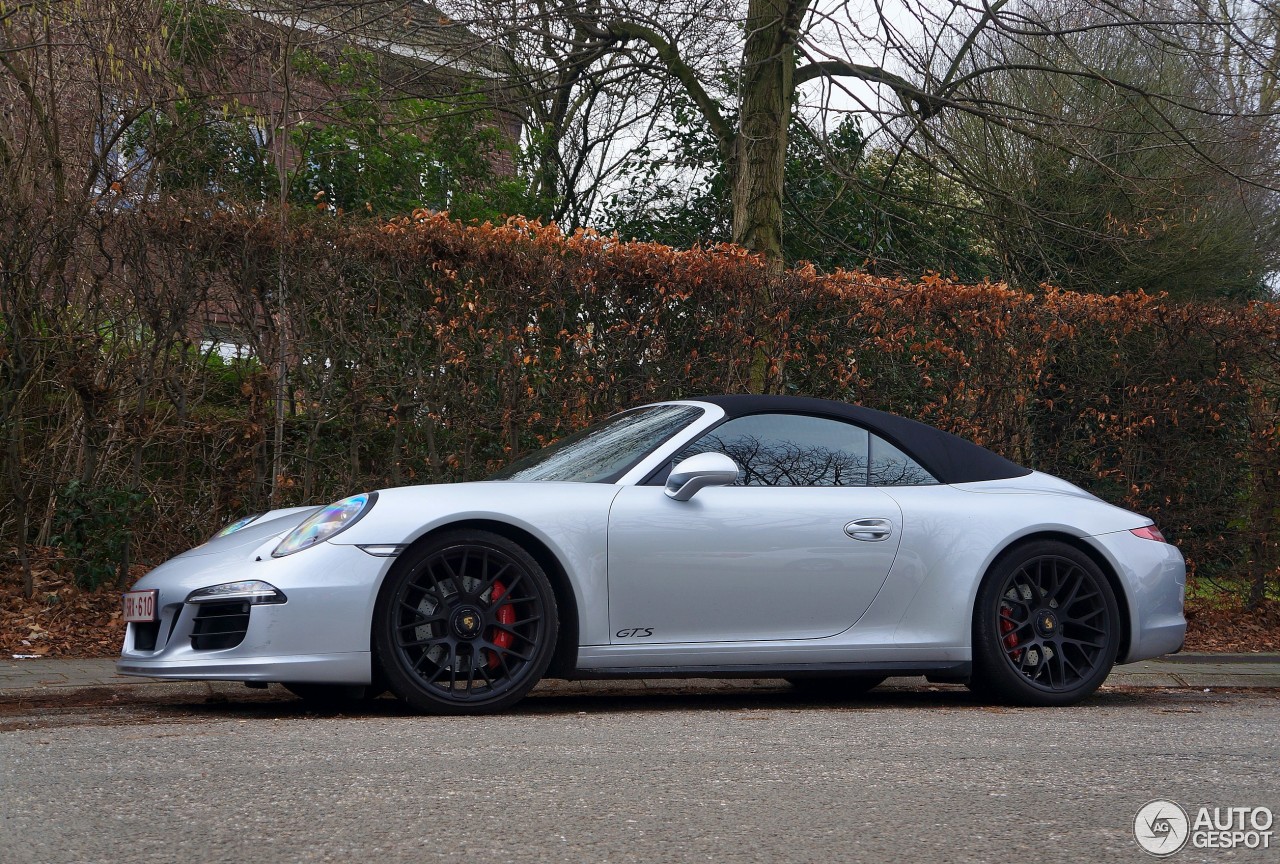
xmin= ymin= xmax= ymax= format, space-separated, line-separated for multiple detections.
xmin=489 ymin=405 xmax=704 ymax=483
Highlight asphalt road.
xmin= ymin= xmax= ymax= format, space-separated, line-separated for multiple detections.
xmin=1 ymin=683 xmax=1276 ymax=864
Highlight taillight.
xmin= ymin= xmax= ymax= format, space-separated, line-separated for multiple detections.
xmin=1130 ymin=525 xmax=1166 ymax=543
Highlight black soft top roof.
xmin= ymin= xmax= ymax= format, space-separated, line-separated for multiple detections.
xmin=694 ymin=395 xmax=1030 ymax=485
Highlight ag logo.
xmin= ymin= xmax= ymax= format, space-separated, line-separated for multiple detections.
xmin=1134 ymin=799 xmax=1190 ymax=857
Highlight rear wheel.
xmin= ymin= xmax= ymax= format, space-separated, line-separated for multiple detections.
xmin=374 ymin=530 xmax=558 ymax=714
xmin=970 ymin=541 xmax=1120 ymax=706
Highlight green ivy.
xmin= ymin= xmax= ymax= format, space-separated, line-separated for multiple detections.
xmin=161 ymin=0 xmax=233 ymax=67
xmin=50 ymin=481 xmax=151 ymax=590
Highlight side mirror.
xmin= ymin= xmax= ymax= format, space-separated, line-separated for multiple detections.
xmin=665 ymin=452 xmax=739 ymax=501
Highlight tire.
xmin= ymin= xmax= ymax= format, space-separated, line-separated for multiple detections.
xmin=282 ymin=682 xmax=385 ymax=708
xmin=970 ymin=540 xmax=1121 ymax=706
xmin=373 ymin=529 xmax=558 ymax=715
xmin=786 ymin=676 xmax=887 ymax=697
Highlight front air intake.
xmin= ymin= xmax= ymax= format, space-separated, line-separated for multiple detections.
xmin=190 ymin=601 xmax=251 ymax=651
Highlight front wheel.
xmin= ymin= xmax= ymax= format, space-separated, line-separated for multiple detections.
xmin=970 ymin=541 xmax=1121 ymax=706
xmin=373 ymin=530 xmax=558 ymax=715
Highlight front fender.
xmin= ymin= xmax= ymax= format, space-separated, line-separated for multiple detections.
xmin=331 ymin=481 xmax=623 ymax=646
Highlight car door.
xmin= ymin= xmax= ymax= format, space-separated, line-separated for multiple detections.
xmin=606 ymin=413 xmax=908 ymax=644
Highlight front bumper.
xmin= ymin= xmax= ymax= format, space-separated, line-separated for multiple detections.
xmin=117 ymin=652 xmax=371 ymax=683
xmin=117 ymin=540 xmax=392 ymax=685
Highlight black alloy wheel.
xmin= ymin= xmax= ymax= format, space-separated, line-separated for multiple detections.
xmin=971 ymin=540 xmax=1120 ymax=706
xmin=374 ymin=530 xmax=558 ymax=714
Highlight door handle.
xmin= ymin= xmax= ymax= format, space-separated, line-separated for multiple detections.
xmin=844 ymin=518 xmax=893 ymax=542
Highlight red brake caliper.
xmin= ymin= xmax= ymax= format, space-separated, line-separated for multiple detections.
xmin=1000 ymin=602 xmax=1022 ymax=661
xmin=487 ymin=581 xmax=515 ymax=669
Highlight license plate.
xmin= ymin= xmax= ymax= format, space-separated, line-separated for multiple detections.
xmin=122 ymin=589 xmax=158 ymax=623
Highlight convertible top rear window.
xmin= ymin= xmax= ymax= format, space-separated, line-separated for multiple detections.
xmin=490 ymin=405 xmax=703 ymax=483
xmin=670 ymin=412 xmax=938 ymax=487
xmin=693 ymin=395 xmax=1030 ymax=484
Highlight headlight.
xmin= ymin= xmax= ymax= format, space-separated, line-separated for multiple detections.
xmin=211 ymin=513 xmax=263 ymax=541
xmin=187 ymin=580 xmax=285 ymax=604
xmin=272 ymin=492 xmax=376 ymax=557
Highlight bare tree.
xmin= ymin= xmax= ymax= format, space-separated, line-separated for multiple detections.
xmin=0 ymin=0 xmax=190 ymax=595
xmin=0 ymin=0 xmax=474 ymax=589
xmin=918 ymin=0 xmax=1280 ymax=297
xmin=420 ymin=0 xmax=733 ymax=228
xmin=427 ymin=0 xmax=1279 ymax=283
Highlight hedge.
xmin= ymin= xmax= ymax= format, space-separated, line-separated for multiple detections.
xmin=6 ymin=209 xmax=1278 ymax=602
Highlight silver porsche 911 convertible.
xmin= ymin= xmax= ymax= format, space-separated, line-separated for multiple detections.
xmin=119 ymin=395 xmax=1186 ymax=712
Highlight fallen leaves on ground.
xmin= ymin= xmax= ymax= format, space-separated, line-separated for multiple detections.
xmin=1 ymin=548 xmax=150 ymax=658
xmin=1184 ymin=597 xmax=1280 ymax=653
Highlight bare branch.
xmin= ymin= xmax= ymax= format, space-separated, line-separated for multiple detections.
xmin=594 ymin=17 xmax=735 ymax=157
xmin=794 ymin=58 xmax=944 ymax=118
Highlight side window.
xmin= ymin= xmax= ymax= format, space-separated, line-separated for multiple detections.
xmin=868 ymin=435 xmax=937 ymax=486
xmin=676 ymin=414 xmax=870 ymax=487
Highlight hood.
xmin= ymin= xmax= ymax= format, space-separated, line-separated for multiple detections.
xmin=175 ymin=505 xmax=321 ymax=559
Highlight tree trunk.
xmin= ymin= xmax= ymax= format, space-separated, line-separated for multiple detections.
xmin=1247 ymin=393 xmax=1279 ymax=609
xmin=733 ymin=0 xmax=807 ymax=393
xmin=7 ymin=412 xmax=33 ymax=599
xmin=732 ymin=0 xmax=805 ymax=273
xmin=533 ymin=120 xmax=563 ymax=221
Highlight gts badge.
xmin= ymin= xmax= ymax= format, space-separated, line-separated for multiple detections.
xmin=616 ymin=628 xmax=654 ymax=639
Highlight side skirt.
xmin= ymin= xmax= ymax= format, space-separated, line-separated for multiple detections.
xmin=564 ymin=660 xmax=971 ymax=681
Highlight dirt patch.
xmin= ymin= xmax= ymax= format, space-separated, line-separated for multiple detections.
xmin=0 ymin=685 xmax=300 ymax=732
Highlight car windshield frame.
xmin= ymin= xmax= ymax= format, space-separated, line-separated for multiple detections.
xmin=488 ymin=404 xmax=705 ymax=483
